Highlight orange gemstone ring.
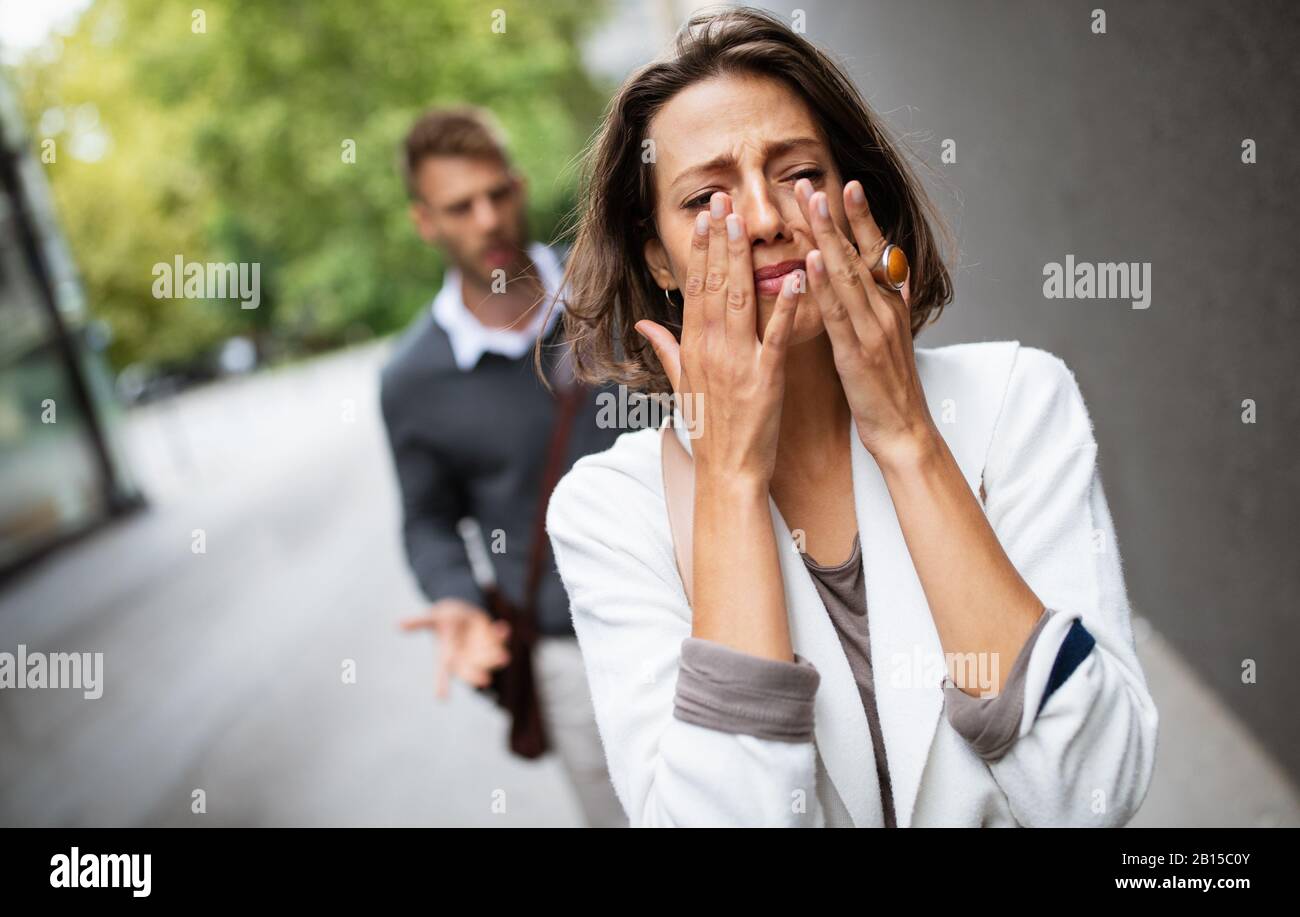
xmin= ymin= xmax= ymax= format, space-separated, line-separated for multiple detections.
xmin=878 ymin=243 xmax=909 ymax=292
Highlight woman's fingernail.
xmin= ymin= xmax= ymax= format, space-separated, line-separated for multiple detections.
xmin=695 ymin=211 xmax=709 ymax=235
xmin=849 ymin=182 xmax=866 ymax=206
xmin=816 ymin=193 xmax=829 ymax=219
xmin=710 ymin=193 xmax=725 ymax=219
xmin=726 ymin=213 xmax=742 ymax=240
xmin=809 ymin=250 xmax=824 ymax=274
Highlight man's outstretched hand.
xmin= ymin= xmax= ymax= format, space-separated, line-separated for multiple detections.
xmin=400 ymin=598 xmax=511 ymax=699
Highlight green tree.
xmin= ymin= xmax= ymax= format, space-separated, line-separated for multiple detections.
xmin=10 ymin=0 xmax=610 ymax=370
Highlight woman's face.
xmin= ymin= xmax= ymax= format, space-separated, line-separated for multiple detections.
xmin=644 ymin=71 xmax=852 ymax=347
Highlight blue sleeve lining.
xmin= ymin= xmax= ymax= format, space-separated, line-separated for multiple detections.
xmin=1036 ymin=619 xmax=1096 ymax=716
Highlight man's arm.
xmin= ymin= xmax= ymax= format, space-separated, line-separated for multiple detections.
xmin=379 ymin=370 xmax=482 ymax=608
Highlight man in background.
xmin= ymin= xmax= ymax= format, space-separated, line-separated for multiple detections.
xmin=379 ymin=106 xmax=624 ymax=827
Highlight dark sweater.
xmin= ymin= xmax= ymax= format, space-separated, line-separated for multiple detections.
xmin=379 ymin=309 xmax=622 ymax=636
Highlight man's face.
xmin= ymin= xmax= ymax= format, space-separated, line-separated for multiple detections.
xmin=409 ymin=155 xmax=530 ymax=287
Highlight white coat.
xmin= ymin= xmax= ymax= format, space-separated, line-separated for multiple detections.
xmin=546 ymin=340 xmax=1160 ymax=827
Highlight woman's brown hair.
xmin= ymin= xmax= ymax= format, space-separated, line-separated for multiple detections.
xmin=549 ymin=5 xmax=954 ymax=393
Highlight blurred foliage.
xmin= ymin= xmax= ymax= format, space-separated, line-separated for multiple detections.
xmin=8 ymin=0 xmax=611 ymax=371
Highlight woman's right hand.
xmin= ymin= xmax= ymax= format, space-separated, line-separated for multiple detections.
xmin=635 ymin=191 xmax=802 ymax=662
xmin=635 ymin=191 xmax=801 ymax=488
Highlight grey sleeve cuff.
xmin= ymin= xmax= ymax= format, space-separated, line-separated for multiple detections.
xmin=942 ymin=608 xmax=1057 ymax=762
xmin=672 ymin=637 xmax=821 ymax=743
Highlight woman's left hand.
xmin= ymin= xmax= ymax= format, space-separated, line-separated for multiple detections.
xmin=794 ymin=177 xmax=938 ymax=467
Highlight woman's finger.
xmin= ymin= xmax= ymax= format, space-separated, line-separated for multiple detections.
xmin=796 ymin=181 xmax=880 ymax=344
xmin=724 ymin=212 xmax=757 ymax=347
xmin=842 ymin=181 xmax=888 ymax=283
xmin=635 ymin=320 xmax=683 ymax=396
xmin=843 ymin=180 xmax=908 ymax=331
xmin=806 ymin=249 xmax=865 ymax=369
xmin=680 ymin=210 xmax=710 ymax=342
xmin=758 ymin=269 xmax=803 ymax=376
xmin=704 ymin=192 xmax=731 ymax=332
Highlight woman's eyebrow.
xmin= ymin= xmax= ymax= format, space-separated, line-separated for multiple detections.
xmin=669 ymin=136 xmax=823 ymax=192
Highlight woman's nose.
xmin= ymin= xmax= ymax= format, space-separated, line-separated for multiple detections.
xmin=734 ymin=182 xmax=787 ymax=244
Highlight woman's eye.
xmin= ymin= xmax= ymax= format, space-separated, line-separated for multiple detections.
xmin=789 ymin=168 xmax=824 ymax=184
xmin=682 ymin=170 xmax=822 ymax=210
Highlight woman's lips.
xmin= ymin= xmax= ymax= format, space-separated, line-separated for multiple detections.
xmin=754 ymin=259 xmax=805 ymax=296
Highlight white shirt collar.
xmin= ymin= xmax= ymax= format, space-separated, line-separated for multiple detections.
xmin=431 ymin=241 xmax=566 ymax=372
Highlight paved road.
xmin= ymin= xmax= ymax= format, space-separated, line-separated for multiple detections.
xmin=0 ymin=343 xmax=582 ymax=826
xmin=0 ymin=343 xmax=1295 ymax=826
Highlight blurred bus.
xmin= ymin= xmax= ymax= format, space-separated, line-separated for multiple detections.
xmin=0 ymin=73 xmax=141 ymax=578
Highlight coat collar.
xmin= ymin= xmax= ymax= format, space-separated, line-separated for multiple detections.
xmin=669 ymin=340 xmax=1020 ymax=827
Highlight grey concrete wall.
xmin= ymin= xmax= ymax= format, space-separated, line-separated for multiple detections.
xmin=778 ymin=0 xmax=1300 ymax=779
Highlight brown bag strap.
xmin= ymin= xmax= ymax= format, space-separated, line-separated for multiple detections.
xmin=519 ymin=377 xmax=584 ymax=625
xmin=659 ymin=422 xmax=696 ymax=606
